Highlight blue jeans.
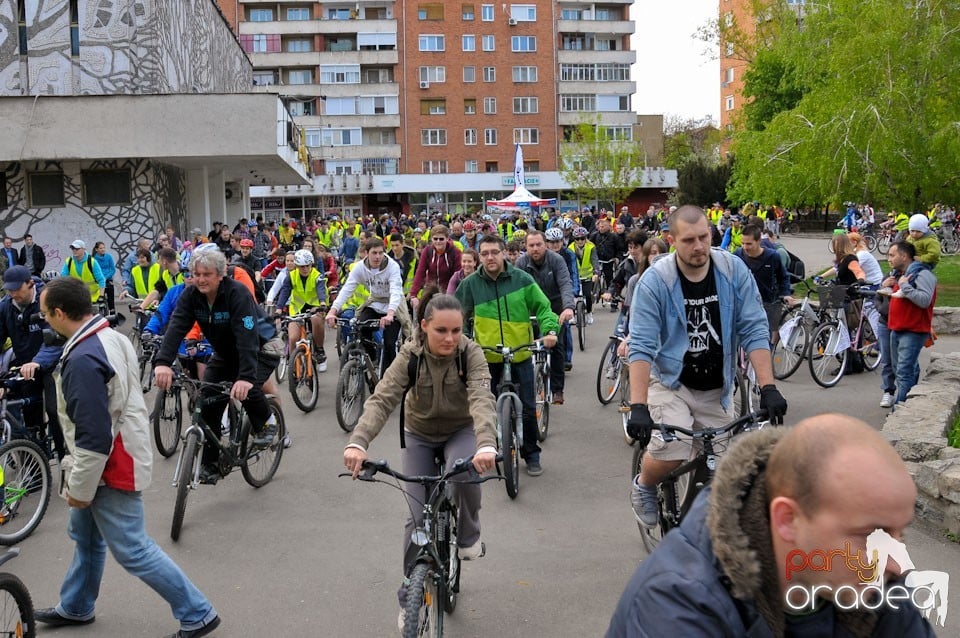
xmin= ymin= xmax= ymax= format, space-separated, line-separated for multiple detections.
xmin=55 ymin=486 xmax=216 ymax=631
xmin=875 ymin=320 xmax=896 ymax=394
xmin=489 ymin=358 xmax=539 ymax=462
xmin=889 ymin=330 xmax=926 ymax=404
xmin=564 ymin=323 xmax=573 ymax=364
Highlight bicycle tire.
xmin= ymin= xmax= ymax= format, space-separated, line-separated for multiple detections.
xmin=596 ymin=339 xmax=621 ymax=405
xmin=335 ymin=359 xmax=367 ymax=432
xmin=731 ymin=370 xmax=748 ymax=419
xmin=171 ymin=430 xmax=198 ymax=542
xmin=0 ymin=571 xmax=35 ymax=638
xmin=441 ymin=500 xmax=460 ymax=614
xmin=877 ymin=234 xmax=891 ymax=255
xmin=240 ymin=398 xmax=285 ymax=487
xmin=864 ymin=234 xmax=878 ymax=253
xmin=0 ymin=440 xmax=51 ymax=546
xmin=273 ymin=347 xmax=288 ymax=383
xmin=534 ymin=364 xmax=550 ymax=442
xmin=498 ymin=399 xmax=520 ymax=500
xmin=152 ymin=387 xmax=183 ymax=458
xmin=860 ymin=320 xmax=881 ymax=371
xmin=808 ymin=322 xmax=847 ymax=388
xmin=402 ymin=562 xmax=441 ymax=638
xmin=576 ymin=301 xmax=586 ymax=351
xmin=288 ymin=347 xmax=318 ymax=413
xmin=941 ymin=236 xmax=959 ymax=255
xmin=139 ymin=355 xmax=153 ymax=394
xmin=772 ymin=307 xmax=807 ymax=380
xmin=619 ymin=369 xmax=633 ymax=446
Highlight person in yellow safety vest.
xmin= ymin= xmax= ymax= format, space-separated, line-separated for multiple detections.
xmin=893 ymin=210 xmax=911 ymax=240
xmin=316 ymin=220 xmax=338 ymax=251
xmin=708 ymin=206 xmax=723 ymax=226
xmin=275 ymin=249 xmax=329 ymax=373
xmin=60 ymin=240 xmax=106 ymax=303
xmin=756 ymin=207 xmax=768 ymax=224
xmin=928 ymin=204 xmax=942 ymax=229
xmin=122 ymin=248 xmax=161 ymax=300
xmin=139 ymin=247 xmax=185 ymax=310
xmin=569 ymin=226 xmax=599 ymax=324
xmin=720 ymin=216 xmax=744 ymax=252
xmin=497 ymin=215 xmax=515 ymax=240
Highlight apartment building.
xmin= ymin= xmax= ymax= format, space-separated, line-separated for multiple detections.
xmin=223 ymin=1 xmax=674 ymax=220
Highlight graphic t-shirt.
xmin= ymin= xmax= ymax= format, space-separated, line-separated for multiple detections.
xmin=678 ymin=262 xmax=724 ymax=391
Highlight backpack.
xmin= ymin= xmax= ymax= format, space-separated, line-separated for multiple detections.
xmin=398 ymin=349 xmax=468 ymax=448
xmin=785 ymin=250 xmax=805 ymax=282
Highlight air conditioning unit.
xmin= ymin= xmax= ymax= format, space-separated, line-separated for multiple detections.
xmin=225 ymin=182 xmax=243 ymax=202
xmin=419 ymin=81 xmax=430 ymax=89
xmin=508 ymin=17 xmax=517 ymax=26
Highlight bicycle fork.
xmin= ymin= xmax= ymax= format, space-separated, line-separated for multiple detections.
xmin=171 ymin=425 xmax=206 ymax=490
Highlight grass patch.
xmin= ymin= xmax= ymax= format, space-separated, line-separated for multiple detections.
xmin=948 ymin=411 xmax=960 ymax=449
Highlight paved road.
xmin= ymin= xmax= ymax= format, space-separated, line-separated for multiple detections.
xmin=13 ymin=265 xmax=960 ymax=637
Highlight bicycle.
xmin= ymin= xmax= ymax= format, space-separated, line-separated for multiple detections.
xmin=135 ymin=330 xmax=160 ymax=394
xmin=0 ymin=547 xmax=34 ymax=637
xmin=936 ymin=222 xmax=959 ymax=255
xmin=630 ymin=410 xmax=769 ymax=554
xmin=807 ymin=283 xmax=880 ymax=388
xmin=772 ymin=279 xmax=820 ymax=380
xmin=125 ymin=300 xmax=155 ymax=352
xmin=340 ymin=454 xmax=501 ymax=638
xmin=266 ymin=305 xmax=289 ymax=383
xmin=780 ymin=216 xmax=800 ymax=235
xmin=732 ymin=348 xmax=761 ymax=419
xmin=283 ymin=308 xmax=326 ymax=413
xmin=170 ymin=381 xmax=286 ymax=541
xmin=572 ymin=292 xmax=587 ymax=351
xmin=596 ymin=332 xmax=625 ymax=406
xmin=596 ymin=258 xmax=617 ymax=308
xmin=151 ymin=350 xmax=208 ymax=459
xmin=333 ymin=316 xmax=383 ymax=432
xmin=532 ymin=340 xmax=551 ymax=442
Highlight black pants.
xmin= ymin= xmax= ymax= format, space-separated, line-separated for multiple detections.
xmin=199 ymin=354 xmax=277 ymax=466
xmin=581 ymin=279 xmax=594 ymax=313
xmin=489 ymin=358 xmax=539 ymax=461
xmin=358 ymin=306 xmax=402 ymax=378
xmin=550 ymin=325 xmax=567 ymax=393
xmin=103 ymin=282 xmax=116 ymax=313
xmin=18 ymin=374 xmax=66 ymax=460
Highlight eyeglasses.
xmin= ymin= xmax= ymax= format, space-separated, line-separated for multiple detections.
xmin=479 ymin=250 xmax=502 ymax=258
xmin=432 ymin=237 xmax=447 ymax=242
xmin=575 ymin=238 xmax=587 ymax=242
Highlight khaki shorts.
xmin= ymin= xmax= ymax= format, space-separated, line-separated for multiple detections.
xmin=646 ymin=380 xmax=729 ymax=462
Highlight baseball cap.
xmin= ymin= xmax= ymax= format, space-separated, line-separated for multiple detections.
xmin=69 ymin=240 xmax=85 ymax=250
xmin=908 ymin=214 xmax=929 ymax=233
xmin=248 ymin=219 xmax=259 ymax=227
xmin=239 ymin=239 xmax=254 ymax=248
xmin=2 ymin=266 xmax=31 ymax=291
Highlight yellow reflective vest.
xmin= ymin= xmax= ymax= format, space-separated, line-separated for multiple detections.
xmin=569 ymin=241 xmax=595 ymax=279
xmin=131 ymin=263 xmax=161 ymax=299
xmin=288 ymin=268 xmax=325 ymax=315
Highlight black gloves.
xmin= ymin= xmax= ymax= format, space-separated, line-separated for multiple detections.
xmin=759 ymin=384 xmax=788 ymax=425
xmin=627 ymin=403 xmax=654 ymax=447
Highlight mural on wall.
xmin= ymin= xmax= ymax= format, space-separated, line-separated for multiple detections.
xmin=0 ymin=159 xmax=186 ymax=272
xmin=0 ymin=3 xmax=21 ymax=94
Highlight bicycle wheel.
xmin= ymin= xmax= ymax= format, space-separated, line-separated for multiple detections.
xmin=534 ymin=364 xmax=550 ymax=442
xmin=170 ymin=430 xmax=199 ymax=542
xmin=877 ymin=234 xmax=891 ymax=255
xmin=402 ymin=562 xmax=441 ymax=638
xmin=498 ymin=399 xmax=520 ymax=500
xmin=0 ymin=571 xmax=35 ymax=638
xmin=273 ymin=346 xmax=288 ymax=383
xmin=731 ymin=370 xmax=748 ymax=419
xmin=860 ymin=320 xmax=881 ymax=371
xmin=0 ymin=440 xmax=51 ymax=546
xmin=864 ymin=234 xmax=878 ymax=253
xmin=576 ymin=301 xmax=586 ymax=351
xmin=595 ymin=339 xmax=621 ymax=405
xmin=441 ymin=501 xmax=460 ymax=614
xmin=152 ymin=387 xmax=183 ymax=458
xmin=241 ymin=398 xmax=285 ymax=488
xmin=808 ymin=322 xmax=848 ymax=388
xmin=941 ymin=236 xmax=959 ymax=255
xmin=288 ymin=347 xmax=318 ymax=412
xmin=772 ymin=308 xmax=808 ymax=380
xmin=139 ymin=355 xmax=153 ymax=393
xmin=335 ymin=359 xmax=367 ymax=432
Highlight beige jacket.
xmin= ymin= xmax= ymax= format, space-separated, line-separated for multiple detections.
xmin=349 ymin=335 xmax=497 ymax=450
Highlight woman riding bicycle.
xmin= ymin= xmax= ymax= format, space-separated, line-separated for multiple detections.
xmin=342 ymin=287 xmax=497 ymax=616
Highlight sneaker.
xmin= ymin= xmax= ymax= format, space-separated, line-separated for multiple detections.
xmin=397 ymin=608 xmax=406 ymax=634
xmin=318 ymin=360 xmax=328 ymax=373
xmin=609 ymin=304 xmax=619 ymax=313
xmin=552 ymin=391 xmax=564 ymax=405
xmin=880 ymin=392 xmax=895 ymax=408
xmin=317 ymin=348 xmax=328 ymax=363
xmin=198 ymin=465 xmax=220 ymax=485
xmin=631 ymin=477 xmax=659 ymax=528
xmin=458 ymin=540 xmax=485 ymax=560
xmin=569 ymin=316 xmax=577 ymax=325
xmin=587 ymin=313 xmax=594 ymax=325
xmin=563 ymin=362 xmax=573 ymax=372
xmin=283 ymin=433 xmax=293 ymax=448
xmin=526 ymin=459 xmax=543 ymax=476
xmin=165 ymin=615 xmax=221 ymax=638
xmin=252 ymin=419 xmax=278 ymax=447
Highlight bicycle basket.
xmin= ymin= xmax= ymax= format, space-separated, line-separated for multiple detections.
xmin=816 ymin=285 xmax=849 ymax=311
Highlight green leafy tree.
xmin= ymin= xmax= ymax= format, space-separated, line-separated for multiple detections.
xmin=559 ymin=117 xmax=646 ymax=208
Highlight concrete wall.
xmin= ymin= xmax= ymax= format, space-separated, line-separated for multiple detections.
xmin=0 ymin=0 xmax=251 ymax=96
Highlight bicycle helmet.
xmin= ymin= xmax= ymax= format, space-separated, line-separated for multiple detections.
xmin=481 ymin=214 xmax=493 ymax=222
xmin=557 ymin=218 xmax=574 ymax=231
xmin=500 ymin=213 xmax=512 ymax=221
xmin=463 ymin=220 xmax=477 ymax=231
xmin=512 ymin=229 xmax=527 ymax=241
xmin=293 ymin=249 xmax=315 ymax=266
xmin=572 ymin=226 xmax=588 ymax=239
xmin=544 ymin=228 xmax=564 ymax=242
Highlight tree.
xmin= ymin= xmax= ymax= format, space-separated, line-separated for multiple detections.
xmin=662 ymin=115 xmax=722 ymax=168
xmin=559 ymin=117 xmax=646 ymax=208
xmin=728 ymin=0 xmax=960 ymax=211
xmin=674 ymin=157 xmax=733 ymax=207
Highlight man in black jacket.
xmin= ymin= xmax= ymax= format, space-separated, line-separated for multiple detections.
xmin=591 ymin=218 xmax=623 ymax=311
xmin=19 ymin=234 xmax=46 ymax=277
xmin=734 ymin=224 xmax=791 ymax=338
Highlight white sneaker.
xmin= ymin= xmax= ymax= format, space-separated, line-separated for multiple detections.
xmin=318 ymin=360 xmax=328 ymax=373
xmin=397 ymin=608 xmax=406 ymax=634
xmin=457 ymin=540 xmax=485 ymax=560
xmin=569 ymin=317 xmax=576 ymax=325
xmin=880 ymin=392 xmax=895 ymax=408
xmin=587 ymin=313 xmax=594 ymax=325
xmin=283 ymin=433 xmax=292 ymax=448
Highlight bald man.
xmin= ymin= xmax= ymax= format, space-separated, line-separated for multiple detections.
xmin=608 ymin=414 xmax=935 ymax=637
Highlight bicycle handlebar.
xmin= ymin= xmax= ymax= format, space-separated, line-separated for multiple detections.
xmin=480 ymin=342 xmax=543 ymax=356
xmin=338 ymin=454 xmax=504 ymax=485
xmin=643 ymin=410 xmax=769 ymax=442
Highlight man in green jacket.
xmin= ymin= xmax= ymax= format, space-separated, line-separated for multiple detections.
xmin=456 ymin=234 xmax=559 ymax=476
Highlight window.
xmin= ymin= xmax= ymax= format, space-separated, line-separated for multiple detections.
xmin=465 ymin=128 xmax=478 ymax=145
xmin=513 ymin=97 xmax=538 ymax=114
xmin=560 ymin=63 xmax=630 ymax=82
xmin=252 ymin=34 xmax=268 ymax=52
xmin=462 ymin=35 xmax=475 ymax=51
xmin=0 ymin=173 xmax=6 ymax=209
xmin=322 ymin=128 xmax=361 ymax=146
xmin=305 ymin=128 xmax=322 ymax=146
xmin=419 ymin=66 xmax=446 ymax=83
xmin=725 ymin=95 xmax=735 ymax=111
xmin=358 ymin=32 xmax=398 ymax=50
xmin=485 ymin=161 xmax=499 ymax=172
xmin=595 ymin=38 xmax=617 ymax=51
xmin=511 ymin=36 xmax=536 ymax=52
xmin=483 ymin=97 xmax=496 ymax=114
xmin=603 ymin=126 xmax=632 ymax=141
xmin=513 ymin=128 xmax=539 ymax=144
xmin=422 ymin=160 xmax=448 ymax=174
xmin=363 ymin=67 xmax=394 ymax=83
xmin=562 ymin=35 xmax=585 ymax=50
xmin=287 ymin=100 xmax=315 ymax=116
xmin=421 ymin=129 xmax=447 ymax=145
xmin=250 ymin=8 xmax=273 ymax=21
xmin=482 ymin=35 xmax=495 ymax=51
xmin=465 ymin=160 xmax=479 ymax=173
xmin=484 ymin=128 xmax=498 ymax=145
xmin=320 ymin=64 xmax=360 ymax=83
xmin=462 ymin=4 xmax=475 ymax=20
xmin=513 ymin=66 xmax=538 ymax=82
xmin=560 ymin=95 xmax=595 ymax=111
xmin=419 ymin=35 xmax=445 ymax=51
xmin=69 ymin=0 xmax=79 ymax=56
xmin=524 ymin=161 xmax=539 ymax=171
xmin=561 ymin=9 xmax=581 ymax=19
xmin=327 ymin=8 xmax=351 ymax=20
xmin=725 ymin=42 xmax=734 ymax=57
xmin=421 ymin=99 xmax=447 ymax=115
xmin=464 ymin=98 xmax=477 ymax=114
xmin=463 ymin=66 xmax=476 ymax=82
xmin=82 ymin=170 xmax=131 ymax=205
xmin=287 ymin=38 xmax=311 ymax=52
xmin=287 ymin=69 xmax=313 ymax=84
xmin=483 ymin=66 xmax=495 ymax=82
xmin=252 ymin=71 xmax=276 ymax=86
xmin=594 ymin=8 xmax=619 ymax=20
xmin=724 ymin=67 xmax=734 ymax=85
xmin=28 ymin=172 xmax=64 ymax=207
xmin=509 ymin=5 xmax=536 ymax=21
xmin=481 ymin=4 xmax=494 ymax=21
xmin=325 ymin=97 xmax=357 ymax=115
xmin=286 ymin=7 xmax=310 ymax=20
xmin=418 ymin=4 xmax=444 ymax=20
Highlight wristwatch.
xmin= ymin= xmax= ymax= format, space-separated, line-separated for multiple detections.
xmin=547 ymin=330 xmax=557 ymax=336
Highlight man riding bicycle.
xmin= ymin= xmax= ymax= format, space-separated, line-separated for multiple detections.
xmin=275 ymin=249 xmax=329 ymax=373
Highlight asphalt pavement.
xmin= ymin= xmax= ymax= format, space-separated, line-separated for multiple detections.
xmin=13 ymin=240 xmax=960 ymax=637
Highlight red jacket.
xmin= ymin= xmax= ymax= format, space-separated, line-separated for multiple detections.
xmin=887 ymin=281 xmax=936 ymax=333
xmin=410 ymin=241 xmax=462 ymax=296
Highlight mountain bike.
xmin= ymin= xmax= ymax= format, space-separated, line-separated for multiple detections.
xmin=334 ymin=316 xmax=383 ymax=432
xmin=151 ymin=350 xmax=208 ymax=459
xmin=631 ymin=410 xmax=769 ymax=554
xmin=772 ymin=280 xmax=820 ymax=380
xmin=572 ymin=293 xmax=587 ymax=351
xmin=807 ymin=283 xmax=880 ymax=388
xmin=341 ymin=454 xmax=501 ymax=638
xmin=596 ymin=332 xmax=625 ymax=405
xmin=170 ymin=381 xmax=285 ymax=541
xmin=283 ymin=308 xmax=325 ymax=413
xmin=136 ymin=331 xmax=160 ymax=394
xmin=532 ymin=340 xmax=551 ymax=442
xmin=0 ymin=547 xmax=33 ymax=637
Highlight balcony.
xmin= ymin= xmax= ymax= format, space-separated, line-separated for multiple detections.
xmin=317 ymin=49 xmax=398 ymax=65
xmin=557 ymin=50 xmax=636 ymax=65
xmin=308 ymin=144 xmax=401 ymax=161
xmin=248 ymin=52 xmax=317 ymax=67
xmin=239 ymin=18 xmax=396 ymax=36
xmin=559 ymin=80 xmax=636 ymax=95
xmin=323 ymin=114 xmax=401 ymax=128
xmin=558 ymin=111 xmax=637 ymax=127
xmin=557 ymin=20 xmax=635 ymax=36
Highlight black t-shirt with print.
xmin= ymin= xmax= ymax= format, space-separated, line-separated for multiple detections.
xmin=678 ymin=261 xmax=724 ymax=391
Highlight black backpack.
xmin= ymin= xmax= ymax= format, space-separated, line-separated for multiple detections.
xmin=398 ymin=349 xmax=468 ymax=448
xmin=786 ymin=250 xmax=805 ymax=282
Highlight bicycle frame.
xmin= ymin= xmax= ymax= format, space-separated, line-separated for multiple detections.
xmin=489 ymin=347 xmax=526 ymax=453
xmin=171 ymin=383 xmax=244 ymax=489
xmin=0 ymin=374 xmax=54 ymax=459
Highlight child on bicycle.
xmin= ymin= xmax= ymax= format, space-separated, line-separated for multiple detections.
xmin=274 ymin=249 xmax=329 ymax=373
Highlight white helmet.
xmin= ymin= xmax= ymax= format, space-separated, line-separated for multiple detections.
xmin=293 ymin=249 xmax=315 ymax=266
xmin=544 ymin=228 xmax=564 ymax=242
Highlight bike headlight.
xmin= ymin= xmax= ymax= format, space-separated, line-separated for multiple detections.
xmin=410 ymin=528 xmax=429 ymax=547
